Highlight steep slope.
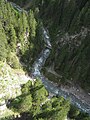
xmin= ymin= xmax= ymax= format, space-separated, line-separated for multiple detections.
xmin=32 ymin=0 xmax=90 ymax=92
xmin=0 ymin=0 xmax=90 ymax=120
xmin=0 ymin=61 xmax=33 ymax=119
xmin=0 ymin=0 xmax=44 ymax=70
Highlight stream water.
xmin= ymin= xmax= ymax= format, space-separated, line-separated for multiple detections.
xmin=32 ymin=28 xmax=90 ymax=115
xmin=10 ymin=2 xmax=90 ymax=115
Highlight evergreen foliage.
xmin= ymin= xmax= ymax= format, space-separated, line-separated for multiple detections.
xmin=21 ymin=80 xmax=32 ymax=95
xmin=0 ymin=0 xmax=44 ymax=69
xmin=0 ymin=20 xmax=7 ymax=61
xmin=32 ymin=0 xmax=90 ymax=92
xmin=0 ymin=0 xmax=90 ymax=120
xmin=9 ymin=79 xmax=70 ymax=120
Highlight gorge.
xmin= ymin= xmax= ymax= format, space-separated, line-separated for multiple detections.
xmin=0 ymin=0 xmax=90 ymax=120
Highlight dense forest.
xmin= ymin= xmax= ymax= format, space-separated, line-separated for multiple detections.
xmin=0 ymin=0 xmax=90 ymax=120
xmin=7 ymin=79 xmax=70 ymax=120
xmin=32 ymin=0 xmax=90 ymax=92
xmin=0 ymin=0 xmax=44 ymax=70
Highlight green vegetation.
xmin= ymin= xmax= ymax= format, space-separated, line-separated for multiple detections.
xmin=0 ymin=61 xmax=30 ymax=119
xmin=31 ymin=0 xmax=90 ymax=92
xmin=0 ymin=20 xmax=7 ymax=61
xmin=68 ymin=105 xmax=90 ymax=120
xmin=69 ymin=105 xmax=80 ymax=119
xmin=0 ymin=61 xmax=29 ymax=102
xmin=4 ymin=79 xmax=90 ymax=120
xmin=0 ymin=0 xmax=44 ymax=70
xmin=42 ymin=68 xmax=61 ymax=84
xmin=0 ymin=0 xmax=90 ymax=120
xmin=8 ymin=79 xmax=70 ymax=120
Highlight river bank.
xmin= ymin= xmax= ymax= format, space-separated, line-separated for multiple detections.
xmin=42 ymin=67 xmax=90 ymax=105
xmin=32 ymin=27 xmax=90 ymax=115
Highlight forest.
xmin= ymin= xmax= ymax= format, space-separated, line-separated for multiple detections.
xmin=0 ymin=0 xmax=90 ymax=120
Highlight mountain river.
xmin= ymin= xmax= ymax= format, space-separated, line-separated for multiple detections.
xmin=10 ymin=2 xmax=90 ymax=115
xmin=32 ymin=28 xmax=90 ymax=115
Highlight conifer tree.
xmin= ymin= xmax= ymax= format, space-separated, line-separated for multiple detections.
xmin=0 ymin=20 xmax=7 ymax=60
xmin=22 ymin=11 xmax=28 ymax=32
xmin=9 ymin=25 xmax=17 ymax=51
xmin=28 ymin=10 xmax=37 ymax=38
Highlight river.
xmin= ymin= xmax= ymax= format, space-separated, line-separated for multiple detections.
xmin=32 ymin=28 xmax=90 ymax=115
xmin=10 ymin=2 xmax=90 ymax=115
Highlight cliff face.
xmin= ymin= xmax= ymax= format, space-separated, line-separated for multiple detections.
xmin=33 ymin=0 xmax=90 ymax=91
xmin=0 ymin=61 xmax=32 ymax=118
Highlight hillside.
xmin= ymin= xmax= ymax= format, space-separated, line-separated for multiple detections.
xmin=0 ymin=0 xmax=44 ymax=70
xmin=0 ymin=0 xmax=90 ymax=120
xmin=9 ymin=0 xmax=90 ymax=91
xmin=32 ymin=0 xmax=90 ymax=92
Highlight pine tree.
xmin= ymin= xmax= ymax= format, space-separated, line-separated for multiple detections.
xmin=9 ymin=25 xmax=17 ymax=51
xmin=22 ymin=11 xmax=28 ymax=32
xmin=28 ymin=10 xmax=37 ymax=38
xmin=0 ymin=20 xmax=7 ymax=61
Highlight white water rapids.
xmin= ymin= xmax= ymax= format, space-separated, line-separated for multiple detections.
xmin=32 ymin=28 xmax=90 ymax=115
xmin=10 ymin=2 xmax=90 ymax=115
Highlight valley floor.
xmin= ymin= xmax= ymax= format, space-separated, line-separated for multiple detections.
xmin=44 ymin=67 xmax=90 ymax=108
